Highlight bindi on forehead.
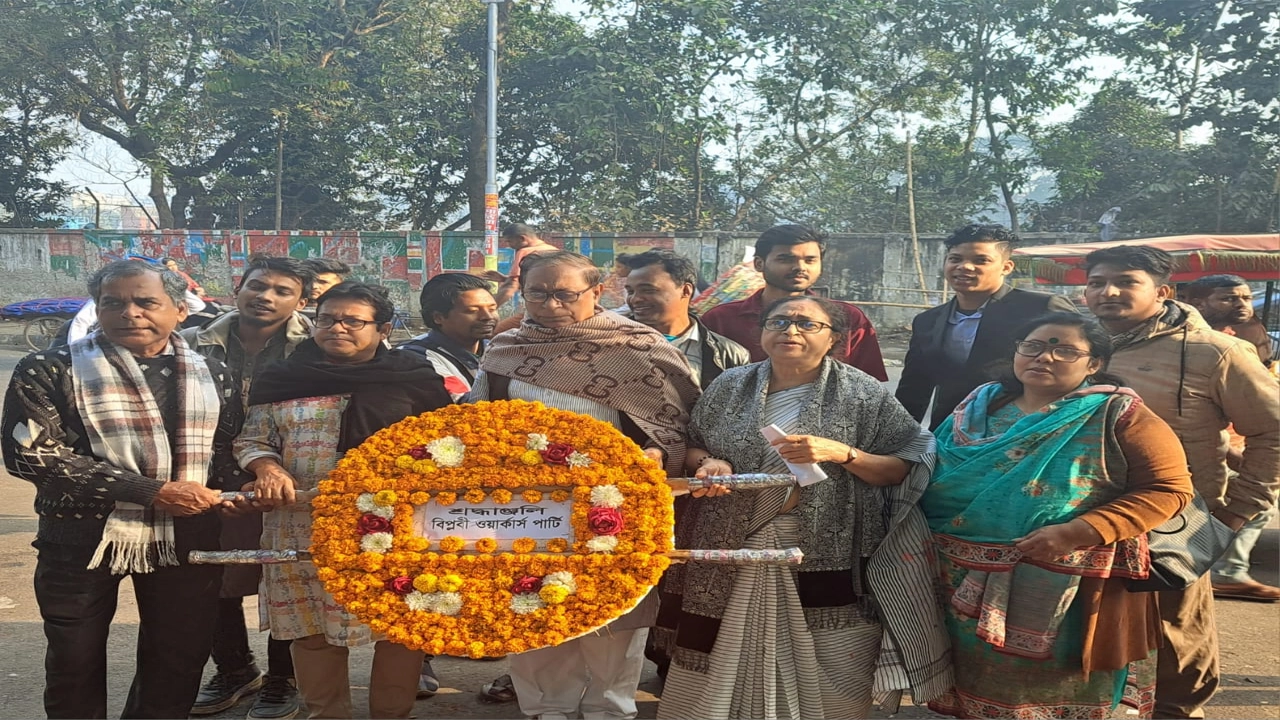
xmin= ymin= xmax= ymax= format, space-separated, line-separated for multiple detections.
xmin=1048 ymin=337 xmax=1060 ymax=344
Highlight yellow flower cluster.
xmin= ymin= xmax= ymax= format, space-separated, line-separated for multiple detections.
xmin=311 ymin=400 xmax=674 ymax=658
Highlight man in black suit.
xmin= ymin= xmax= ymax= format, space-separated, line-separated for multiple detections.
xmin=896 ymin=224 xmax=1076 ymax=429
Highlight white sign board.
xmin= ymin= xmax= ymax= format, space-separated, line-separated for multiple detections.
xmin=414 ymin=499 xmax=572 ymax=541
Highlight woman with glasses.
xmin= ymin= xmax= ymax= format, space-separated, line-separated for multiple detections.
xmin=471 ymin=250 xmax=700 ymax=720
xmin=920 ymin=312 xmax=1193 ymax=719
xmin=234 ymin=282 xmax=452 ymax=718
xmin=656 ymin=296 xmax=952 ymax=720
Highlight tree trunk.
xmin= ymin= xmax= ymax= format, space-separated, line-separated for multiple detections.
xmin=148 ymin=167 xmax=175 ymax=229
xmin=690 ymin=125 xmax=704 ymax=230
xmin=466 ymin=1 xmax=509 ymax=230
xmin=275 ymin=115 xmax=285 ymax=232
xmin=983 ymin=94 xmax=1018 ymax=233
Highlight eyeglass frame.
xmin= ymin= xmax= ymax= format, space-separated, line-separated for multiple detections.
xmin=760 ymin=316 xmax=833 ymax=334
xmin=521 ymin=287 xmax=594 ymax=304
xmin=1014 ymin=340 xmax=1092 ymax=363
xmin=314 ymin=315 xmax=380 ymax=331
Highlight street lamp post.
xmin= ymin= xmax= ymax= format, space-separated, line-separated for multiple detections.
xmin=482 ymin=0 xmax=501 ymax=271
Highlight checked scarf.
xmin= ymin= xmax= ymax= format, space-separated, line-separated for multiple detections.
xmin=71 ymin=333 xmax=221 ymax=574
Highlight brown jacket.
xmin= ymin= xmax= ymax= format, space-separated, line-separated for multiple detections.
xmin=1108 ymin=301 xmax=1280 ymax=524
xmin=1077 ymin=402 xmax=1194 ymax=674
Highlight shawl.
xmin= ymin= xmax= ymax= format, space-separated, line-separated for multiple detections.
xmin=249 ymin=340 xmax=452 ymax=452
xmin=921 ymin=382 xmax=1150 ymax=660
xmin=662 ymin=358 xmax=931 ymax=642
xmin=476 ymin=310 xmax=700 ymax=476
xmin=70 ymin=333 xmax=221 ymax=574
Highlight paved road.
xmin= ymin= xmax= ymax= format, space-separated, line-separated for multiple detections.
xmin=0 ymin=346 xmax=1274 ymax=718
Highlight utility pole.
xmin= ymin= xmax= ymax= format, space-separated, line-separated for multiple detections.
xmin=482 ymin=0 xmax=502 ymax=271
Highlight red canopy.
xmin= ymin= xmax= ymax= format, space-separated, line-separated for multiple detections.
xmin=1013 ymin=234 xmax=1280 ymax=285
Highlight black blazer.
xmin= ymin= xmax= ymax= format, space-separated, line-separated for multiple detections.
xmin=895 ymin=285 xmax=1077 ymax=429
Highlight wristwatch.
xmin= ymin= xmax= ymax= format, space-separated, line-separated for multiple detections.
xmin=843 ymin=446 xmax=858 ymax=464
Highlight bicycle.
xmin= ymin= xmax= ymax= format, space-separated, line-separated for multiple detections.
xmin=24 ymin=317 xmax=69 ymax=352
xmin=389 ymin=309 xmax=418 ymax=343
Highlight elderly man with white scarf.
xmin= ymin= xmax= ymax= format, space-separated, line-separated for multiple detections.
xmin=2 ymin=260 xmax=243 ymax=719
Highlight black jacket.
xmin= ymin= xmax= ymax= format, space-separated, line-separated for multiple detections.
xmin=697 ymin=317 xmax=752 ymax=388
xmin=624 ymin=312 xmax=750 ymax=390
xmin=896 ymin=285 xmax=1077 ymax=429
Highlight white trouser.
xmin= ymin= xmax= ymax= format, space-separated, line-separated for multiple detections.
xmin=509 ymin=627 xmax=649 ymax=720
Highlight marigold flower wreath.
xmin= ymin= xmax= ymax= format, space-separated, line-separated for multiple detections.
xmin=309 ymin=399 xmax=675 ymax=658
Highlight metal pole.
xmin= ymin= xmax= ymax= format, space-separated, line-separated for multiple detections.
xmin=482 ymin=0 xmax=500 ymax=271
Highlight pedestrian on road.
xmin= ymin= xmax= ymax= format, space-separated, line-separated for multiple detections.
xmin=471 ymin=251 xmax=699 ymax=720
xmin=1083 ymin=246 xmax=1280 ymax=719
xmin=921 ymin=313 xmax=1193 ymax=718
xmin=656 ymin=296 xmax=949 ymax=720
xmin=700 ymin=224 xmax=888 ymax=380
xmin=234 ymin=282 xmax=452 ymax=719
xmin=184 ymin=256 xmax=315 ymax=720
xmin=1 ymin=260 xmax=243 ymax=719
xmin=896 ymin=223 xmax=1076 ymax=429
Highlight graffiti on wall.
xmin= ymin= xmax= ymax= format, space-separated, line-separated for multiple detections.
xmin=0 ymin=229 xmax=691 ymax=314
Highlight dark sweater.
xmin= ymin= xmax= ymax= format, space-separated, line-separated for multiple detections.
xmin=1 ymin=346 xmax=243 ymax=546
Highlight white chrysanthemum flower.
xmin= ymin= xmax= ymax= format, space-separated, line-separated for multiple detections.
xmin=586 ymin=535 xmax=618 ymax=553
xmin=426 ymin=436 xmax=466 ymax=468
xmin=368 ymin=504 xmax=395 ymax=519
xmin=566 ymin=451 xmax=592 ymax=468
xmin=360 ymin=532 xmax=393 ymax=553
xmin=355 ymin=493 xmax=377 ymax=513
xmin=590 ymin=485 xmax=624 ymax=508
xmin=433 ymin=592 xmax=464 ymax=616
xmin=542 ymin=571 xmax=577 ymax=593
xmin=404 ymin=591 xmax=432 ymax=612
xmin=526 ymin=433 xmax=550 ymax=451
xmin=510 ymin=593 xmax=545 ymax=615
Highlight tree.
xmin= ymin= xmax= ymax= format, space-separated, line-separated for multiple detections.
xmin=0 ymin=86 xmax=70 ymax=227
xmin=909 ymin=0 xmax=1118 ymax=231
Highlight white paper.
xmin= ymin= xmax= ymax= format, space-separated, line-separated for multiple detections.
xmin=760 ymin=424 xmax=828 ymax=487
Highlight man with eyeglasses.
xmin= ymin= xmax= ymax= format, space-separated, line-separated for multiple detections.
xmin=896 ymin=223 xmax=1076 ymax=428
xmin=471 ymin=250 xmax=699 ymax=720
xmin=1083 ymin=245 xmax=1280 ymax=719
xmin=701 ymin=224 xmax=888 ymax=380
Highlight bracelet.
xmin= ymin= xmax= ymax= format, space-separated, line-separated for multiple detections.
xmin=697 ymin=455 xmax=721 ymax=467
xmin=843 ymin=446 xmax=858 ymax=464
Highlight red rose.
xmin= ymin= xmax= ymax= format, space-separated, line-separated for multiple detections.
xmin=408 ymin=445 xmax=432 ymax=460
xmin=512 ymin=576 xmax=543 ymax=594
xmin=540 ymin=442 xmax=575 ymax=465
xmin=587 ymin=506 xmax=625 ymax=536
xmin=389 ymin=576 xmax=414 ymax=595
xmin=357 ymin=514 xmax=392 ymax=535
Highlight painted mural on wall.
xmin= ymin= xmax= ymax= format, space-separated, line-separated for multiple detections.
xmin=0 ymin=229 xmax=691 ymax=314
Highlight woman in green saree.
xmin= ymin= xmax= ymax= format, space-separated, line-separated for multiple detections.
xmin=921 ymin=312 xmax=1194 ymax=719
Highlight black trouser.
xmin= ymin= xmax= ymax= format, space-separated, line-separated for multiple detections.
xmin=211 ymin=597 xmax=295 ymax=678
xmin=34 ymin=539 xmax=222 ymax=719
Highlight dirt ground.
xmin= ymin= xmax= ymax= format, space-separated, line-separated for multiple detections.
xmin=0 ymin=343 xmax=1275 ymax=719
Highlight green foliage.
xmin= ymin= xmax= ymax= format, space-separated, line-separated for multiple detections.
xmin=0 ymin=86 xmax=70 ymax=227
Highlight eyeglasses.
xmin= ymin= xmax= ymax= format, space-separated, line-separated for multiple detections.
xmin=315 ymin=316 xmax=376 ymax=331
xmin=762 ymin=317 xmax=832 ymax=334
xmin=1014 ymin=341 xmax=1090 ymax=363
xmin=522 ymin=288 xmax=592 ymax=304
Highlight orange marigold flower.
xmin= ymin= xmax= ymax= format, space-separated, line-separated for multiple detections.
xmin=409 ymin=491 xmax=431 ymax=505
xmin=511 ymin=537 xmax=536 ymax=554
xmin=464 ymin=488 xmax=486 ymax=504
xmin=490 ymin=489 xmax=513 ymax=504
xmin=550 ymin=490 xmax=570 ymax=503
xmin=436 ymin=491 xmax=457 ymax=506
xmin=475 ymin=538 xmax=498 ymax=553
xmin=438 ymin=536 xmax=466 ymax=553
xmin=522 ymin=490 xmax=542 ymax=503
xmin=545 ymin=538 xmax=569 ymax=553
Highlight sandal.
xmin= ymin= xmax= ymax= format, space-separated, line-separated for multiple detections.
xmin=478 ymin=674 xmax=518 ymax=703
